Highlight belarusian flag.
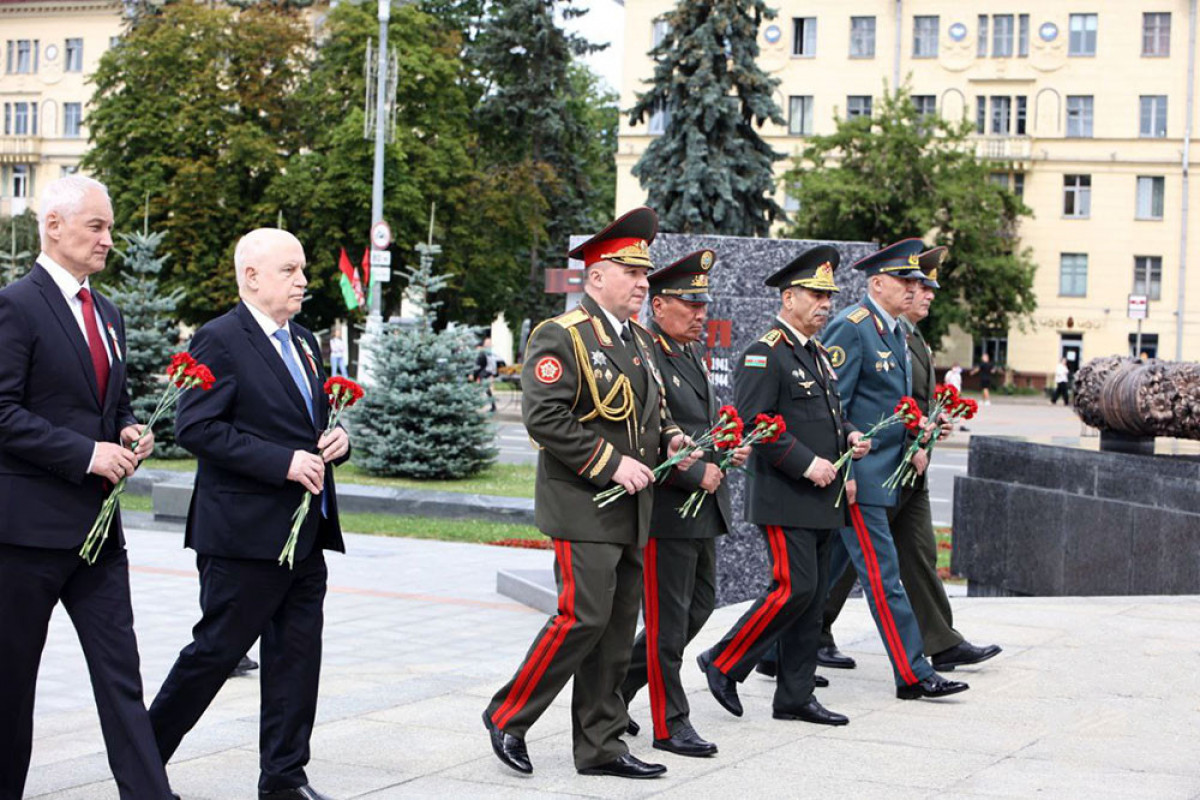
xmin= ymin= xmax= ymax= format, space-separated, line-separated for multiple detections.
xmin=338 ymin=248 xmax=364 ymax=310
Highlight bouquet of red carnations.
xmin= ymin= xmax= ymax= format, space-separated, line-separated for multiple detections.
xmin=884 ymin=384 xmax=974 ymax=491
xmin=832 ymin=396 xmax=922 ymax=507
xmin=677 ymin=410 xmax=786 ymax=518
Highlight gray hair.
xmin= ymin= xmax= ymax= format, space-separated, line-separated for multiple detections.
xmin=38 ymin=175 xmax=110 ymax=243
xmin=234 ymin=228 xmax=303 ymax=290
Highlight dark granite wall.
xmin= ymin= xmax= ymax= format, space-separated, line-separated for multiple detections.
xmin=570 ymin=232 xmax=877 ymax=606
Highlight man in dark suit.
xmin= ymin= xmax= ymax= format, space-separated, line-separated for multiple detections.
xmin=696 ymin=246 xmax=867 ymax=726
xmin=149 ymin=228 xmax=349 ymax=800
xmin=0 ymin=175 xmax=175 ymax=799
xmin=620 ymin=250 xmax=748 ymax=758
xmin=482 ymin=208 xmax=696 ymax=780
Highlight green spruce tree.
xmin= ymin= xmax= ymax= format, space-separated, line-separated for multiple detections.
xmin=0 ymin=210 xmax=38 ymax=286
xmin=352 ymin=243 xmax=497 ymax=478
xmin=105 ymin=226 xmax=188 ymax=457
xmin=629 ymin=0 xmax=786 ymax=236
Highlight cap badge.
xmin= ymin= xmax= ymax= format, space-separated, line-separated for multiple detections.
xmin=691 ymin=274 xmax=709 ymax=287
xmin=700 ymin=251 xmax=714 ymax=270
xmin=907 ymin=253 xmax=920 ymax=267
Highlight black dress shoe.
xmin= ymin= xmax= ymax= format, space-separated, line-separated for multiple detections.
xmin=896 ymin=673 xmax=970 ymax=700
xmin=814 ymin=674 xmax=829 ymax=688
xmin=697 ymin=649 xmax=742 ymax=717
xmin=258 ymin=786 xmax=332 ymax=800
xmin=653 ymin=723 xmax=717 ymax=757
xmin=482 ymin=711 xmax=532 ymax=774
xmin=816 ymin=645 xmax=856 ymax=669
xmin=932 ymin=641 xmax=1002 ymax=672
xmin=754 ymin=660 xmax=777 ymax=678
xmin=229 ymin=654 xmax=259 ymax=678
xmin=626 ymin=717 xmax=640 ymax=736
xmin=773 ymin=696 xmax=849 ymax=726
xmin=578 ymin=753 xmax=667 ymax=779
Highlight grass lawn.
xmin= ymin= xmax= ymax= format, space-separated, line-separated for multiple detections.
xmin=144 ymin=459 xmax=536 ymax=499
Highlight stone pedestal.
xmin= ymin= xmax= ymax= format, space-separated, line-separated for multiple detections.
xmin=952 ymin=436 xmax=1200 ymax=597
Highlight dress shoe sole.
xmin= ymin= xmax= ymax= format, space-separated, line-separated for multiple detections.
xmin=653 ymin=739 xmax=718 ymax=757
xmin=933 ymin=647 xmax=1002 ymax=672
xmin=578 ymin=766 xmax=667 ymax=779
xmin=815 ymin=657 xmax=856 ymax=670
xmin=697 ymin=653 xmax=743 ymax=717
xmin=896 ymin=683 xmax=971 ymax=700
xmin=482 ymin=711 xmax=533 ymax=774
xmin=772 ymin=710 xmax=849 ymax=726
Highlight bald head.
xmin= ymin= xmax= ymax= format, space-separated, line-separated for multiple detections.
xmin=235 ymin=228 xmax=308 ymax=325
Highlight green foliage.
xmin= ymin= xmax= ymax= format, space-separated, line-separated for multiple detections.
xmin=352 ymin=248 xmax=497 ymax=478
xmin=0 ymin=210 xmax=38 ymax=286
xmin=629 ymin=0 xmax=785 ymax=236
xmin=783 ymin=84 xmax=1038 ymax=349
xmin=104 ymin=227 xmax=187 ymax=456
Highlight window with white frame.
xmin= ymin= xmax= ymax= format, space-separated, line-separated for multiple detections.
xmin=65 ymin=38 xmax=83 ymax=72
xmin=652 ymin=18 xmax=670 ymax=50
xmin=788 ymin=96 xmax=813 ymax=136
xmin=6 ymin=40 xmax=39 ymax=74
xmin=1062 ymin=174 xmax=1091 ymax=218
xmin=992 ymin=15 xmax=1014 ymax=57
xmin=1018 ymin=14 xmax=1030 ymax=56
xmin=793 ymin=18 xmax=817 ymax=57
xmin=1059 ymin=254 xmax=1088 ymax=297
xmin=977 ymin=15 xmax=988 ymax=57
xmin=13 ymin=165 xmax=30 ymax=198
xmin=648 ymin=98 xmax=670 ymax=135
xmin=912 ymin=95 xmax=936 ymax=118
xmin=1133 ymin=256 xmax=1162 ymax=300
xmin=990 ymin=96 xmax=1012 ymax=134
xmin=850 ymin=16 xmax=876 ymax=58
xmin=1143 ymin=13 xmax=1170 ymax=56
xmin=913 ymin=16 xmax=939 ymax=58
xmin=1069 ymin=13 xmax=1097 ymax=56
xmin=1066 ymin=95 xmax=1094 ymax=137
xmin=846 ymin=95 xmax=872 ymax=119
xmin=1139 ymin=95 xmax=1167 ymax=138
xmin=1136 ymin=176 xmax=1165 ymax=220
xmin=63 ymin=103 xmax=83 ymax=138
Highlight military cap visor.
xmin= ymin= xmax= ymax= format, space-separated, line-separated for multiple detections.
xmin=917 ymin=246 xmax=947 ymax=288
xmin=568 ymin=206 xmax=658 ymax=269
xmin=765 ymin=244 xmax=841 ymax=293
xmin=649 ymin=249 xmax=715 ymax=303
xmin=851 ymin=238 xmax=927 ymax=277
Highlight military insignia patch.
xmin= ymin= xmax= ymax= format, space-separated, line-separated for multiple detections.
xmin=847 ymin=307 xmax=870 ymax=324
xmin=591 ymin=349 xmax=607 ymax=367
xmin=604 ymin=368 xmax=613 ymax=382
xmin=759 ymin=329 xmax=782 ymax=347
xmin=827 ymin=346 xmax=846 ymax=368
xmin=700 ymin=251 xmax=714 ymax=270
xmin=744 ymin=354 xmax=768 ymax=368
xmin=594 ymin=368 xmax=603 ymax=380
xmin=792 ymin=368 xmax=806 ymax=380
xmin=799 ymin=380 xmax=815 ymax=389
xmin=534 ymin=356 xmax=563 ymax=384
xmin=672 ymin=374 xmax=681 ymax=387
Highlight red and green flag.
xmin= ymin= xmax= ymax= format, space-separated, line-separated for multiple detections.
xmin=338 ymin=248 xmax=365 ymax=310
xmin=360 ymin=245 xmax=371 ymax=290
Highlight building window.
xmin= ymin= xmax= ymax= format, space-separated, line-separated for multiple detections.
xmin=1143 ymin=13 xmax=1170 ymax=56
xmin=1128 ymin=333 xmax=1158 ymax=359
xmin=13 ymin=165 xmax=30 ymax=198
xmin=788 ymin=96 xmax=813 ymax=136
xmin=977 ymin=15 xmax=989 ymax=57
xmin=652 ymin=19 xmax=670 ymax=50
xmin=63 ymin=103 xmax=83 ymax=138
xmin=1069 ymin=13 xmax=1097 ymax=56
xmin=7 ymin=40 xmax=39 ymax=74
xmin=975 ymin=96 xmax=986 ymax=134
xmin=913 ymin=16 xmax=939 ymax=58
xmin=846 ymin=95 xmax=872 ymax=119
xmin=8 ymin=102 xmax=35 ymax=136
xmin=974 ymin=336 xmax=1008 ymax=367
xmin=1059 ymin=254 xmax=1088 ymax=297
xmin=1014 ymin=172 xmax=1026 ymax=198
xmin=912 ymin=95 xmax=936 ymax=118
xmin=990 ymin=96 xmax=1012 ymax=134
xmin=793 ymin=17 xmax=817 ymax=57
xmin=992 ymin=14 xmax=1014 ymax=57
xmin=64 ymin=38 xmax=83 ymax=72
xmin=1136 ymin=176 xmax=1165 ymax=220
xmin=1134 ymin=256 xmax=1163 ymax=300
xmin=1018 ymin=14 xmax=1030 ymax=57
xmin=850 ymin=16 xmax=876 ymax=58
xmin=648 ymin=98 xmax=670 ymax=135
xmin=1140 ymin=95 xmax=1167 ymax=138
xmin=1063 ymin=174 xmax=1091 ymax=218
xmin=1066 ymin=96 xmax=1094 ymax=137
xmin=1015 ymin=96 xmax=1028 ymax=135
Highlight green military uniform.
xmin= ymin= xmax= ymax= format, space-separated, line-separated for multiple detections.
xmin=485 ymin=208 xmax=681 ymax=772
xmin=700 ymin=246 xmax=855 ymax=716
xmin=620 ymin=250 xmax=730 ymax=750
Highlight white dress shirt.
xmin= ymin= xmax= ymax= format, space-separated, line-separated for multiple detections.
xmin=243 ymin=301 xmax=311 ymax=399
xmin=594 ymin=303 xmax=632 ymax=345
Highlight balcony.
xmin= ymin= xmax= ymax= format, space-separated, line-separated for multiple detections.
xmin=973 ymin=135 xmax=1032 ymax=164
xmin=0 ymin=136 xmax=42 ymax=164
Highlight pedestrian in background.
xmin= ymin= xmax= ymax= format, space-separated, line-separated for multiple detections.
xmin=329 ymin=326 xmax=348 ymax=378
xmin=1050 ymin=358 xmax=1070 ymax=405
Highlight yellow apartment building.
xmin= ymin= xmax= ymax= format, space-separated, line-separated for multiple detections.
xmin=616 ymin=1 xmax=1200 ymax=381
xmin=0 ymin=0 xmax=122 ymax=217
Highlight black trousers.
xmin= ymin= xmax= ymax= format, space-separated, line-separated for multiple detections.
xmin=706 ymin=526 xmax=832 ymax=711
xmin=149 ymin=550 xmax=327 ymax=793
xmin=1051 ymin=381 xmax=1070 ymax=404
xmin=0 ymin=540 xmax=172 ymax=800
xmin=621 ymin=537 xmax=717 ymax=739
xmin=485 ymin=539 xmax=642 ymax=770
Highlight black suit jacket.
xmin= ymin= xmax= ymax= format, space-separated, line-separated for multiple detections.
xmin=736 ymin=321 xmax=855 ymax=530
xmin=175 ymin=302 xmax=346 ymax=561
xmin=649 ymin=320 xmax=731 ymax=539
xmin=0 ymin=262 xmax=136 ymax=549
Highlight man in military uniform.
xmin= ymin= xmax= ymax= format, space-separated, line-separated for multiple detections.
xmin=483 ymin=207 xmax=696 ymax=780
xmin=890 ymin=248 xmax=1002 ymax=671
xmin=821 ymin=239 xmax=969 ymax=700
xmin=620 ymin=249 xmax=748 ymax=758
xmin=696 ymin=245 xmax=868 ymax=726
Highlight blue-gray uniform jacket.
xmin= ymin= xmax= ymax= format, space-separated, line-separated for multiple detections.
xmin=821 ymin=295 xmax=910 ymax=508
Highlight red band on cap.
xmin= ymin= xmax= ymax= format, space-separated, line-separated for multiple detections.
xmin=583 ymin=237 xmax=643 ymax=267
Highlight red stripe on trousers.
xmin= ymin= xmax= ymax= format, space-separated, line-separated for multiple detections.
xmin=643 ymin=539 xmax=669 ymax=739
xmin=849 ymin=504 xmax=919 ymax=685
xmin=714 ymin=525 xmax=791 ymax=673
xmin=493 ymin=540 xmax=578 ymax=729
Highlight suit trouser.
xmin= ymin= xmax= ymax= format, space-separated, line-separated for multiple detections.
xmin=707 ymin=526 xmax=831 ymax=711
xmin=0 ymin=540 xmax=172 ymax=800
xmin=831 ymin=504 xmax=935 ymax=687
xmin=817 ymin=554 xmax=858 ymax=650
xmin=486 ymin=539 xmax=642 ymax=770
xmin=150 ymin=550 xmax=327 ymax=793
xmin=621 ymin=537 xmax=717 ymax=740
xmin=887 ymin=485 xmax=963 ymax=655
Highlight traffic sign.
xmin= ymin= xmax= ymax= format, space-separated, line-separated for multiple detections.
xmin=1127 ymin=294 xmax=1148 ymax=320
xmin=369 ymin=250 xmax=392 ymax=266
xmin=373 ymin=266 xmax=392 ymax=283
xmin=370 ymin=220 xmax=392 ymax=250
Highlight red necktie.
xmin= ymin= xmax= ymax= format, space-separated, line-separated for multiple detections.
xmin=77 ymin=288 xmax=110 ymax=402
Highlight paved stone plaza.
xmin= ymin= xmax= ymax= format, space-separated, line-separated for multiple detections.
xmin=24 ymin=524 xmax=1200 ymax=799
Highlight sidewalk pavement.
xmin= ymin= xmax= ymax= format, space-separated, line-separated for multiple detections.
xmin=26 ymin=526 xmax=1200 ymax=799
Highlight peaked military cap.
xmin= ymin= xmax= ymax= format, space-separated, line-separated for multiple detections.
xmin=764 ymin=244 xmax=841 ymax=293
xmin=850 ymin=238 xmax=927 ymax=278
xmin=649 ymin=249 xmax=715 ymax=303
xmin=917 ymin=246 xmax=947 ymax=288
xmin=568 ymin=206 xmax=658 ymax=269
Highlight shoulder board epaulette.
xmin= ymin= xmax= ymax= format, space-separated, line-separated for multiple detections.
xmin=759 ymin=328 xmax=791 ymax=348
xmin=657 ymin=333 xmax=674 ymax=354
xmin=552 ymin=307 xmax=589 ymax=329
xmin=847 ymin=307 xmax=871 ymax=324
